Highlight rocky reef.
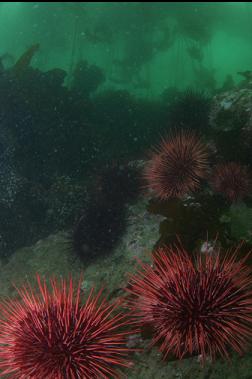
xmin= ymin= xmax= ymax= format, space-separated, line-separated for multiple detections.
xmin=1 ymin=192 xmax=252 ymax=378
xmin=1 ymin=45 xmax=252 ymax=377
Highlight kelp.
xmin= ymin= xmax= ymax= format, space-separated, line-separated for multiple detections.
xmin=12 ymin=43 xmax=40 ymax=76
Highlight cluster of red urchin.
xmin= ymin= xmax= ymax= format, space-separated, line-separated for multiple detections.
xmin=144 ymin=130 xmax=252 ymax=203
xmin=144 ymin=130 xmax=209 ymax=200
xmin=0 ymin=276 xmax=134 ymax=379
xmin=210 ymin=162 xmax=252 ymax=202
xmin=0 ymin=244 xmax=252 ymax=376
xmin=127 ymin=244 xmax=252 ymax=363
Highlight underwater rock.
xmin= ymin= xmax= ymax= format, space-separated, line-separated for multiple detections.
xmin=0 ymin=194 xmax=252 ymax=378
xmin=0 ymin=194 xmax=162 ymax=298
xmin=46 ymin=176 xmax=89 ymax=230
xmin=209 ymin=87 xmax=252 ymax=163
xmin=237 ymin=70 xmax=252 ymax=83
xmin=0 ymin=173 xmax=48 ymax=258
xmin=147 ymin=193 xmax=225 ymax=252
xmin=220 ymin=202 xmax=252 ymax=245
xmin=210 ymin=87 xmax=252 ymax=132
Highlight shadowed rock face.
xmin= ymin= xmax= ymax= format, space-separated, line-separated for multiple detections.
xmin=209 ymin=87 xmax=252 ymax=164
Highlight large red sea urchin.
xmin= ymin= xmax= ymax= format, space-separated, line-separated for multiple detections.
xmin=128 ymin=244 xmax=252 ymax=363
xmin=144 ymin=130 xmax=209 ymax=199
xmin=0 ymin=276 xmax=134 ymax=379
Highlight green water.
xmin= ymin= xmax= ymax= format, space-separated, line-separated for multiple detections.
xmin=0 ymin=2 xmax=252 ymax=96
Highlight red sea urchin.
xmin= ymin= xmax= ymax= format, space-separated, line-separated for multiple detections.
xmin=210 ymin=162 xmax=251 ymax=202
xmin=127 ymin=244 xmax=252 ymax=363
xmin=0 ymin=276 xmax=134 ymax=379
xmin=144 ymin=130 xmax=209 ymax=200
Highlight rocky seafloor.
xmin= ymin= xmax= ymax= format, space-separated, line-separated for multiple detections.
xmin=1 ymin=68 xmax=252 ymax=377
xmin=0 ymin=193 xmax=252 ymax=379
